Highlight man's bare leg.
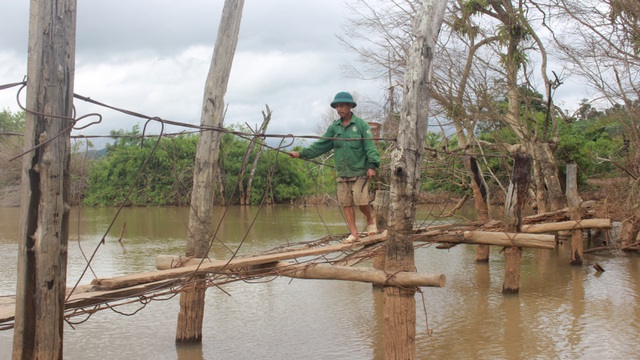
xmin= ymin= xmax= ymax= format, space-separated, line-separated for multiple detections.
xmin=359 ymin=204 xmax=377 ymax=235
xmin=359 ymin=205 xmax=375 ymax=225
xmin=344 ymin=206 xmax=359 ymax=238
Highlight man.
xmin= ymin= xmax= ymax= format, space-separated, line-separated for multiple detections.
xmin=290 ymin=91 xmax=380 ymax=243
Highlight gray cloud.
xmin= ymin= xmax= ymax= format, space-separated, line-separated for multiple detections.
xmin=0 ymin=1 xmax=373 ymax=149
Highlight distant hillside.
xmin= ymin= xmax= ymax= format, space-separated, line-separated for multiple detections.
xmin=78 ymin=148 xmax=107 ymax=159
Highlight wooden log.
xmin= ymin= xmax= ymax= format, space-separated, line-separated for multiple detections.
xmin=156 ymin=255 xmax=213 ymax=270
xmin=523 ymin=206 xmax=595 ymax=224
xmin=94 ymin=232 xmax=388 ymax=290
xmin=272 ymin=262 xmax=445 ymax=288
xmin=463 ymin=231 xmax=555 ymax=249
xmin=521 ymin=219 xmax=611 ymax=233
xmin=412 ymin=233 xmax=465 ymax=243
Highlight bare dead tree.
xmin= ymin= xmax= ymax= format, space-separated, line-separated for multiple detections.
xmin=178 ymin=0 xmax=244 ymax=343
xmin=551 ymin=0 xmax=640 ymax=244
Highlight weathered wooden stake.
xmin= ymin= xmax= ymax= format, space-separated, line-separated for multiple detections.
xmin=12 ymin=1 xmax=77 ymax=358
xmin=383 ymin=1 xmax=447 ymax=358
xmin=372 ymin=190 xmax=389 ymax=274
xmin=176 ymin=0 xmax=244 ymax=343
xmin=566 ymin=163 xmax=583 ymax=265
xmin=502 ymin=152 xmax=531 ymax=294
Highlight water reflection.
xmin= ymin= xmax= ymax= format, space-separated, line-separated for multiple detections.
xmin=0 ymin=205 xmax=639 ymax=359
xmin=176 ymin=343 xmax=203 ymax=360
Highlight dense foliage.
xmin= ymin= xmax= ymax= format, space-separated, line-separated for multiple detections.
xmin=419 ymin=97 xmax=629 ymax=196
xmin=83 ymin=126 xmax=197 ymax=206
xmin=0 ymin=102 xmax=631 ymax=207
xmin=82 ymin=126 xmax=318 ymax=206
xmin=0 ymin=109 xmax=25 ymax=206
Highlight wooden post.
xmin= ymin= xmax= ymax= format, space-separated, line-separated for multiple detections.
xmin=176 ymin=0 xmax=244 ymax=343
xmin=372 ymin=190 xmax=389 ymax=273
xmin=13 ymin=0 xmax=77 ymax=358
xmin=502 ymin=153 xmax=531 ymax=294
xmin=384 ymin=1 xmax=447 ymax=358
xmin=566 ymin=163 xmax=583 ymax=265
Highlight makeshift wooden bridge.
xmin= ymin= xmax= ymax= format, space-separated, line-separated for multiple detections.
xmin=0 ymin=206 xmax=612 ymax=330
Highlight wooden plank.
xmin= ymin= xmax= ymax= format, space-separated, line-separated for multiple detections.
xmin=521 ymin=219 xmax=611 ymax=233
xmin=464 ymin=231 xmax=556 ymax=249
xmin=93 ymin=232 xmax=388 ymax=290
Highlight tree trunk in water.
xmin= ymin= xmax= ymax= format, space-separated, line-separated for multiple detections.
xmin=177 ymin=0 xmax=244 ymax=343
xmin=13 ymin=1 xmax=76 ymax=359
xmin=502 ymin=153 xmax=531 ymax=294
xmin=619 ymin=215 xmax=640 ymax=247
xmin=216 ymin=165 xmax=226 ymax=206
xmin=465 ymin=156 xmax=491 ymax=262
xmin=384 ymin=1 xmax=447 ymax=358
xmin=535 ymin=142 xmax=566 ymax=211
xmin=499 ymin=5 xmax=565 ymax=215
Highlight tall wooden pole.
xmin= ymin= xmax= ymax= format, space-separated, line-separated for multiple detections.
xmin=13 ymin=1 xmax=77 ymax=359
xmin=176 ymin=0 xmax=244 ymax=343
xmin=566 ymin=163 xmax=583 ymax=265
xmin=502 ymin=152 xmax=531 ymax=294
xmin=383 ymin=1 xmax=447 ymax=358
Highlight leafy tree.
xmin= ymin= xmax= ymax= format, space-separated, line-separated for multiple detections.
xmin=84 ymin=126 xmax=318 ymax=206
xmin=84 ymin=126 xmax=197 ymax=206
xmin=0 ymin=108 xmax=25 ymax=133
xmin=0 ymin=109 xmax=25 ymax=205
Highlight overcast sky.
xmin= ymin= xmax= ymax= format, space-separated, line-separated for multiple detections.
xmin=1 ymin=1 xmax=587 ymax=149
xmin=0 ymin=0 xmax=386 ymax=148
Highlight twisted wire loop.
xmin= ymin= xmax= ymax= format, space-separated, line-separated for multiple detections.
xmin=8 ymin=83 xmax=103 ymax=162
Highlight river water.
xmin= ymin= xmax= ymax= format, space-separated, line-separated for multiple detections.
xmin=0 ymin=205 xmax=639 ymax=359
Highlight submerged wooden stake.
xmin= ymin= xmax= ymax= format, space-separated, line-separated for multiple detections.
xmin=566 ymin=163 xmax=584 ymax=266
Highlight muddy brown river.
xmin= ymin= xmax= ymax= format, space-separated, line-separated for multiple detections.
xmin=0 ymin=206 xmax=638 ymax=359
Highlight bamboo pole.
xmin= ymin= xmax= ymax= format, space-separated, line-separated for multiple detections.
xmin=13 ymin=1 xmax=76 ymax=358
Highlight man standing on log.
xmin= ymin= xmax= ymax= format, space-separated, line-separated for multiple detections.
xmin=290 ymin=91 xmax=380 ymax=243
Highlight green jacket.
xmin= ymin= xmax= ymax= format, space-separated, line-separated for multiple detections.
xmin=300 ymin=114 xmax=380 ymax=177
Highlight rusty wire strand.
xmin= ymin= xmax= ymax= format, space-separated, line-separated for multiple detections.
xmin=0 ymin=79 xmax=476 ymax=329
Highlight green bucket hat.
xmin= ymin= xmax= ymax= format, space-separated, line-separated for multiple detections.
xmin=330 ymin=91 xmax=357 ymax=108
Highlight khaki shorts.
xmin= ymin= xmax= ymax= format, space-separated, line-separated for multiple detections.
xmin=337 ymin=177 xmax=371 ymax=207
